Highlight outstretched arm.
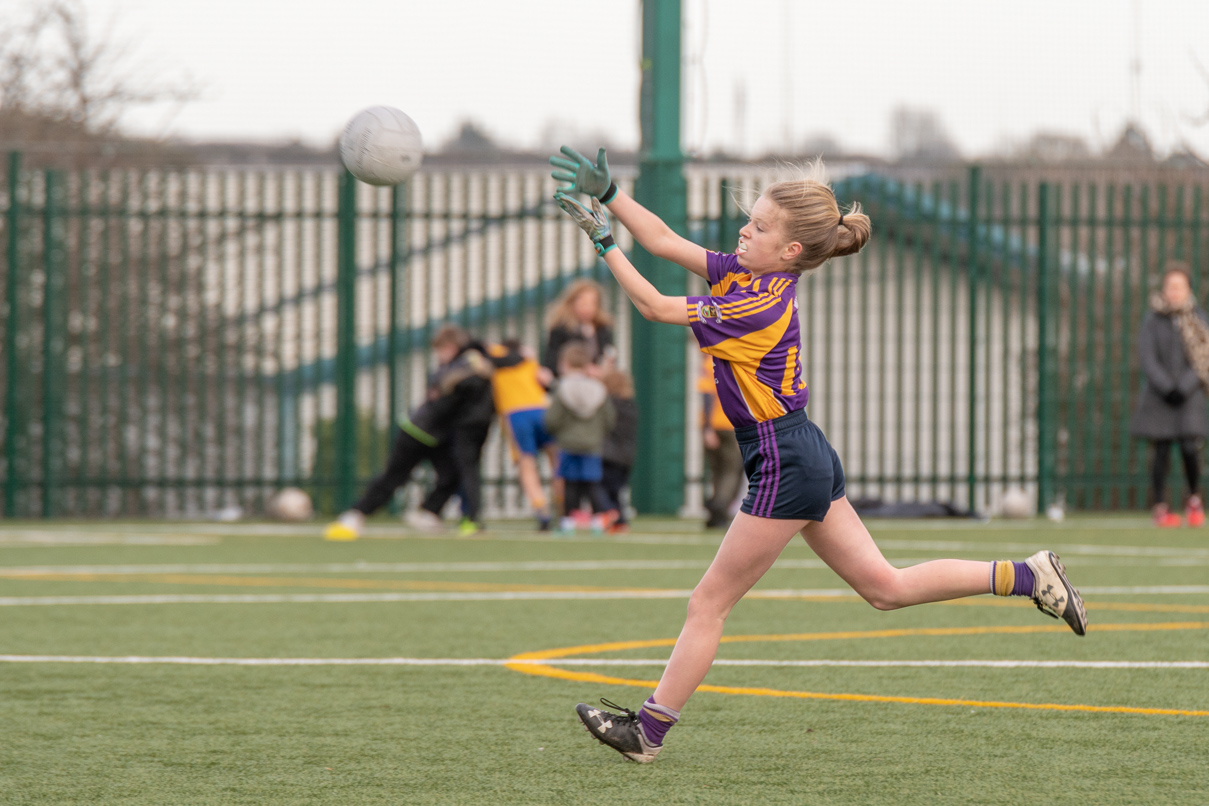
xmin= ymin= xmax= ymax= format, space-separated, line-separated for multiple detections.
xmin=556 ymin=193 xmax=689 ymax=326
xmin=606 ymin=188 xmax=709 ymax=280
xmin=551 ymin=146 xmax=708 ymax=279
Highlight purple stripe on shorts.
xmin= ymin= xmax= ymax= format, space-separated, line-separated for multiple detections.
xmin=749 ymin=422 xmax=766 ymax=517
xmin=765 ymin=422 xmax=781 ymax=517
xmin=755 ymin=421 xmax=773 ymax=517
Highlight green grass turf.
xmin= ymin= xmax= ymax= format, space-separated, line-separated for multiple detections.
xmin=0 ymin=517 xmax=1207 ymax=804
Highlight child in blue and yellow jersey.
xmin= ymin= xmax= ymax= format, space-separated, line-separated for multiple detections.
xmin=486 ymin=338 xmax=559 ymax=531
xmin=551 ymin=146 xmax=1088 ymax=763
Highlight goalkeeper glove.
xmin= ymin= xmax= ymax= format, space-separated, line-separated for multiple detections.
xmin=549 ymin=146 xmax=618 ymax=203
xmin=554 ymin=192 xmax=617 ymax=257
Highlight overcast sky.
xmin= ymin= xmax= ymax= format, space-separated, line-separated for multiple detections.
xmin=71 ymin=0 xmax=1209 ymax=159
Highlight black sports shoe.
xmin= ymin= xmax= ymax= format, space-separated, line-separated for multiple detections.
xmin=575 ymin=698 xmax=663 ymax=763
xmin=1025 ymin=550 xmax=1088 ymax=636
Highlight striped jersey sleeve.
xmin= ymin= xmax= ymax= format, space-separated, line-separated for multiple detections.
xmin=684 ymin=251 xmax=809 ymax=428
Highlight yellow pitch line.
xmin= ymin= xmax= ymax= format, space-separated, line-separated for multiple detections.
xmin=505 ymin=622 xmax=1209 ymax=717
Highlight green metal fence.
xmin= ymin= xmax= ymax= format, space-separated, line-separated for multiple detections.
xmin=0 ymin=155 xmax=631 ymax=518
xmin=2 ymin=154 xmax=1207 ymax=518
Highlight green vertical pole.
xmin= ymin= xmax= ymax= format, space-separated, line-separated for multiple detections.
xmin=335 ymin=172 xmax=358 ymax=511
xmin=387 ymin=180 xmax=409 ymax=514
xmin=966 ymin=165 xmax=981 ymax=513
xmin=42 ymin=170 xmax=67 ymax=517
xmin=389 ymin=182 xmax=409 ymax=433
xmin=3 ymin=153 xmax=21 ymax=516
xmin=1037 ymin=182 xmax=1055 ymax=514
xmin=630 ymin=0 xmax=687 ymax=514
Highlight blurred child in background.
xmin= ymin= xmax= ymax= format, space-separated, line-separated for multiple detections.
xmin=408 ymin=329 xmax=498 ymax=536
xmin=323 ymin=325 xmax=493 ymax=541
xmin=544 ymin=342 xmax=616 ymax=533
xmin=486 ymin=338 xmax=559 ymax=531
xmin=601 ymin=369 xmax=638 ymax=533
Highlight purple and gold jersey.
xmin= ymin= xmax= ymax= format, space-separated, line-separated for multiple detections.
xmin=685 ymin=251 xmax=808 ymax=428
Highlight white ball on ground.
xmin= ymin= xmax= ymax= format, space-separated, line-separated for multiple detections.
xmin=338 ymin=106 xmax=423 ymax=186
xmin=999 ymin=488 xmax=1032 ymax=520
xmin=267 ymin=487 xmax=314 ymax=522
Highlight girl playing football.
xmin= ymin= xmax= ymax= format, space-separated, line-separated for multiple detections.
xmin=551 ymin=147 xmax=1087 ymax=763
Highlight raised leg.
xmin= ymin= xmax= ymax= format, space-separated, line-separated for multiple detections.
xmin=800 ymin=496 xmax=989 ymax=610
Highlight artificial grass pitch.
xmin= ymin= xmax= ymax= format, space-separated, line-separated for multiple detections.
xmin=0 ymin=517 xmax=1206 ymax=804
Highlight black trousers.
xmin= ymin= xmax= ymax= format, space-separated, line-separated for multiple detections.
xmin=421 ymin=424 xmax=492 ymax=522
xmin=600 ymin=460 xmax=631 ymax=524
xmin=565 ymin=480 xmax=611 ymax=517
xmin=1151 ymin=438 xmax=1202 ymax=505
xmin=353 ymin=430 xmax=438 ymax=516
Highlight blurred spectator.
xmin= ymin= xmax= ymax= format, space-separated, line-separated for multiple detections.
xmin=601 ymin=369 xmax=638 ymax=533
xmin=413 ymin=329 xmax=497 ymax=536
xmin=1130 ymin=263 xmax=1209 ymax=527
xmin=544 ymin=342 xmax=616 ymax=534
xmin=700 ymin=354 xmax=743 ymax=529
xmin=543 ymin=279 xmax=616 ymax=378
xmin=323 ymin=326 xmax=494 ymax=541
xmin=486 ymin=338 xmax=559 ymax=531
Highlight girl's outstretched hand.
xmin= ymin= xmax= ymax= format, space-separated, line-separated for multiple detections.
xmin=554 ymin=192 xmax=617 ymax=257
xmin=550 ymin=146 xmax=617 ymax=202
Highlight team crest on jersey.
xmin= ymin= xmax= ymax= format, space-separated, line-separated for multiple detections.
xmin=697 ymin=301 xmax=722 ymax=322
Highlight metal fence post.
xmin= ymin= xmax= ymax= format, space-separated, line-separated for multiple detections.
xmin=630 ymin=0 xmax=687 ymax=515
xmin=335 ymin=172 xmax=358 ymax=512
xmin=1037 ymin=182 xmax=1055 ymax=513
xmin=3 ymin=153 xmax=21 ymax=516
xmin=41 ymin=170 xmax=67 ymax=517
xmin=966 ymin=164 xmax=981 ymax=513
xmin=389 ymin=181 xmax=409 ymax=436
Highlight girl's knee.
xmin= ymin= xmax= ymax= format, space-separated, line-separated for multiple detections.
xmin=854 ymin=572 xmax=907 ymax=611
xmin=686 ymin=585 xmax=735 ymax=623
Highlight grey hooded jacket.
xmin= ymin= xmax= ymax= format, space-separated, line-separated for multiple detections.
xmin=543 ymin=373 xmax=616 ymax=455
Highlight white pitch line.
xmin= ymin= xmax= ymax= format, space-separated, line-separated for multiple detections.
xmin=0 ymin=655 xmax=1204 ymax=669
xmin=0 ymin=584 xmax=1206 ymax=607
xmin=0 ymin=534 xmax=219 ymax=546
xmin=5 ymin=557 xmax=1207 ymax=577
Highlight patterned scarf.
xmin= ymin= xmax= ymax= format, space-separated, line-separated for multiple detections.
xmin=1151 ymin=292 xmax=1209 ymax=393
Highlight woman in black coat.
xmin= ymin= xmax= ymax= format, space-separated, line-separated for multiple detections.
xmin=542 ymin=279 xmax=616 ymax=378
xmin=1129 ymin=264 xmax=1209 ymax=527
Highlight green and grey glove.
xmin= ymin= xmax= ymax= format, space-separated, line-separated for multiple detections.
xmin=554 ymin=192 xmax=617 ymax=257
xmin=549 ymin=146 xmax=619 ymax=203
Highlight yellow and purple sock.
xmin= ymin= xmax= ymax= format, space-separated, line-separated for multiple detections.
xmin=990 ymin=560 xmax=1035 ymax=597
xmin=638 ymin=697 xmax=680 ymax=747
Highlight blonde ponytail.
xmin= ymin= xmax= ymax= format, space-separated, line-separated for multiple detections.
xmin=832 ymin=202 xmax=871 ymax=259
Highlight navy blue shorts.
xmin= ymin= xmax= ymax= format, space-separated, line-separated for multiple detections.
xmin=559 ymin=452 xmax=603 ymax=482
xmin=734 ymin=409 xmax=845 ymax=521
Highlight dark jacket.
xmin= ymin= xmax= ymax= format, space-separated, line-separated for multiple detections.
xmin=1129 ymin=311 xmax=1209 ymax=439
xmin=405 ymin=343 xmax=495 ymax=444
xmin=543 ymin=323 xmax=614 ymax=377
xmin=602 ymin=396 xmax=638 ymax=467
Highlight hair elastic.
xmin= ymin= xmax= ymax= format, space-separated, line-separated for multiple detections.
xmin=837 ymin=214 xmax=845 ymax=227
